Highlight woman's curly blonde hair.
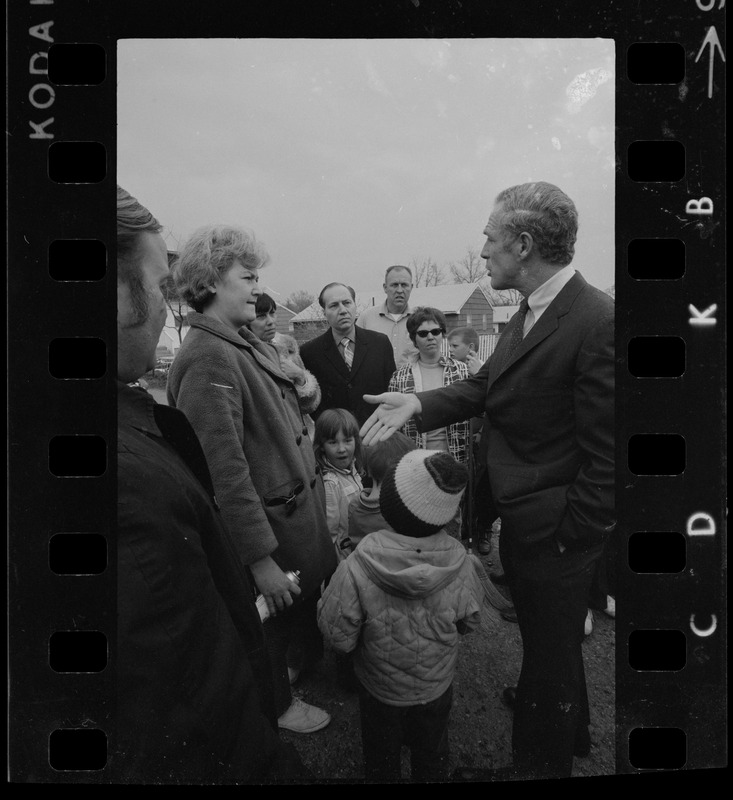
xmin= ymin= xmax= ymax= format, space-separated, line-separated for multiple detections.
xmin=173 ymin=224 xmax=269 ymax=311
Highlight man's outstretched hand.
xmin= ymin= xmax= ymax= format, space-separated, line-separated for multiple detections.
xmin=360 ymin=392 xmax=421 ymax=445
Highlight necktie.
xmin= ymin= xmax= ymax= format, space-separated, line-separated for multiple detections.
xmin=341 ymin=337 xmax=353 ymax=369
xmin=497 ymin=298 xmax=529 ymax=373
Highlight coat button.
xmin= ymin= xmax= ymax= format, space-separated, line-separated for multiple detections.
xmin=302 ymin=427 xmax=308 ymax=436
xmin=296 ymin=435 xmax=302 ymax=446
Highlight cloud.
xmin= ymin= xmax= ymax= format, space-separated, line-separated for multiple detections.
xmin=565 ymin=68 xmax=612 ymax=114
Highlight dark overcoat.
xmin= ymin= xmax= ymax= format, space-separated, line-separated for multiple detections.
xmin=419 ymin=271 xmax=615 ymax=554
xmin=300 ymin=326 xmax=396 ymax=427
xmin=117 ymin=383 xmax=284 ymax=782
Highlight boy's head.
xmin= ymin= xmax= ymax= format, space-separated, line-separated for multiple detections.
xmin=362 ymin=431 xmax=417 ymax=486
xmin=447 ymin=327 xmax=479 ymax=363
xmin=379 ymin=450 xmax=468 ymax=538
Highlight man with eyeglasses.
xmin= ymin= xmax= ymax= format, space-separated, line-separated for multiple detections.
xmin=361 ymin=182 xmax=615 ymax=781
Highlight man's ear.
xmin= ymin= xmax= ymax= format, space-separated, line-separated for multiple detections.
xmin=517 ymin=231 xmax=534 ymax=260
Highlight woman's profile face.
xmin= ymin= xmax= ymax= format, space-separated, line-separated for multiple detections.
xmin=209 ymin=260 xmax=261 ymax=330
xmin=249 ymin=308 xmax=277 ymax=341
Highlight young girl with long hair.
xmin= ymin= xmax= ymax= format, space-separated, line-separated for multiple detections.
xmin=313 ymin=408 xmax=364 ymax=562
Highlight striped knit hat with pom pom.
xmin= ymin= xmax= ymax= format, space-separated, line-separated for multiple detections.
xmin=379 ymin=449 xmax=468 ymax=538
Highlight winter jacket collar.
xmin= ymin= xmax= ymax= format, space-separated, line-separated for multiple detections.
xmin=355 ymin=528 xmax=469 ymax=600
xmin=186 ymin=311 xmax=287 ymax=383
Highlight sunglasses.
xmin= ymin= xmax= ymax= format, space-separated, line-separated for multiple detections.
xmin=415 ymin=328 xmax=444 ymax=339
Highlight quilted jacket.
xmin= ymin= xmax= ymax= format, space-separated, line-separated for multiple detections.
xmin=317 ymin=529 xmax=483 ymax=706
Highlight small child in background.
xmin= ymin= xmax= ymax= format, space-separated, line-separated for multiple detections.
xmin=318 ymin=450 xmax=483 ymax=783
xmin=348 ymin=431 xmax=416 ymax=549
xmin=447 ymin=326 xmax=483 ymax=376
xmin=313 ymin=408 xmax=364 ymax=562
xmin=271 ymin=332 xmax=321 ymax=440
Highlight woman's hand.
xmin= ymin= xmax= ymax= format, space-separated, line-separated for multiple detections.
xmin=249 ymin=555 xmax=302 ymax=617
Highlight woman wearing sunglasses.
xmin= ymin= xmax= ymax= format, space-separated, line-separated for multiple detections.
xmin=387 ymin=307 xmax=470 ymax=466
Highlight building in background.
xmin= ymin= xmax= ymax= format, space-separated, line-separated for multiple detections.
xmin=291 ymin=283 xmax=497 ymax=344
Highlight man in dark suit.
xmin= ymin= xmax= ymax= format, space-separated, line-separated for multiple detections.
xmin=361 ymin=182 xmax=614 ymax=780
xmin=300 ymin=282 xmax=396 ymax=427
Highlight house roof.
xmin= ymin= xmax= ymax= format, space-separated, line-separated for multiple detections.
xmin=291 ymin=282 xmax=493 ymax=322
xmin=491 ymin=305 xmax=520 ymax=323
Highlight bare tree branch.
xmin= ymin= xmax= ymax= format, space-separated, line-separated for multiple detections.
xmin=479 ymin=279 xmax=523 ymax=306
xmin=284 ymin=289 xmax=316 ymax=313
xmin=449 ymin=246 xmax=486 ymax=284
xmin=161 ymin=274 xmax=189 ymax=345
xmin=409 ymin=256 xmax=448 ymax=287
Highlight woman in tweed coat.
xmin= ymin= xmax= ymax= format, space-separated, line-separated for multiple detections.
xmin=167 ymin=225 xmax=336 ymax=734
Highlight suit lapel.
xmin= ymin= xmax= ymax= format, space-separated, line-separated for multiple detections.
xmin=349 ymin=329 xmax=368 ymax=376
xmin=489 ymin=272 xmax=587 ymax=387
xmin=323 ymin=331 xmax=351 ymax=378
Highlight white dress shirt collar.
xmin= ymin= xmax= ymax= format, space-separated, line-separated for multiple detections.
xmin=525 ymin=265 xmax=576 ymax=334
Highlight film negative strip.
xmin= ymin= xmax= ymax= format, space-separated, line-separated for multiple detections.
xmin=7 ymin=0 xmax=726 ymax=784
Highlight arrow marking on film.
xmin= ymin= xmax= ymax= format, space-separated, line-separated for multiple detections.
xmin=695 ymin=27 xmax=726 ymax=99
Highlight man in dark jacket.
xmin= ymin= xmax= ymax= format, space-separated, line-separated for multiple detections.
xmin=361 ymin=182 xmax=614 ymax=781
xmin=300 ymin=282 xmax=396 ymax=427
xmin=115 ymin=185 xmax=307 ymax=783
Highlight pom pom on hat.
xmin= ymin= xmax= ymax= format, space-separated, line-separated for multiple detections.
xmin=379 ymin=449 xmax=468 ymax=538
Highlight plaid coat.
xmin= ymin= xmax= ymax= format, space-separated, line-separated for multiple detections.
xmin=388 ymin=356 xmax=470 ymax=463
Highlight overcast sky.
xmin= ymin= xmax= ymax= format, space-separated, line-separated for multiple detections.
xmin=118 ymin=38 xmax=615 ymax=301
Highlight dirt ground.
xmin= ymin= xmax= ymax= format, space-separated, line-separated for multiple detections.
xmin=280 ymin=530 xmax=615 ymax=784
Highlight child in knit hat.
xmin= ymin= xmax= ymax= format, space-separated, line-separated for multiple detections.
xmin=318 ymin=449 xmax=484 ymax=783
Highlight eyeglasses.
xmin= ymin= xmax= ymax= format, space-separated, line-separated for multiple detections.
xmin=415 ymin=328 xmax=444 ymax=339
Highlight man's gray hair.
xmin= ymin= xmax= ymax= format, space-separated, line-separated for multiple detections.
xmin=495 ymin=182 xmax=578 ymax=267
